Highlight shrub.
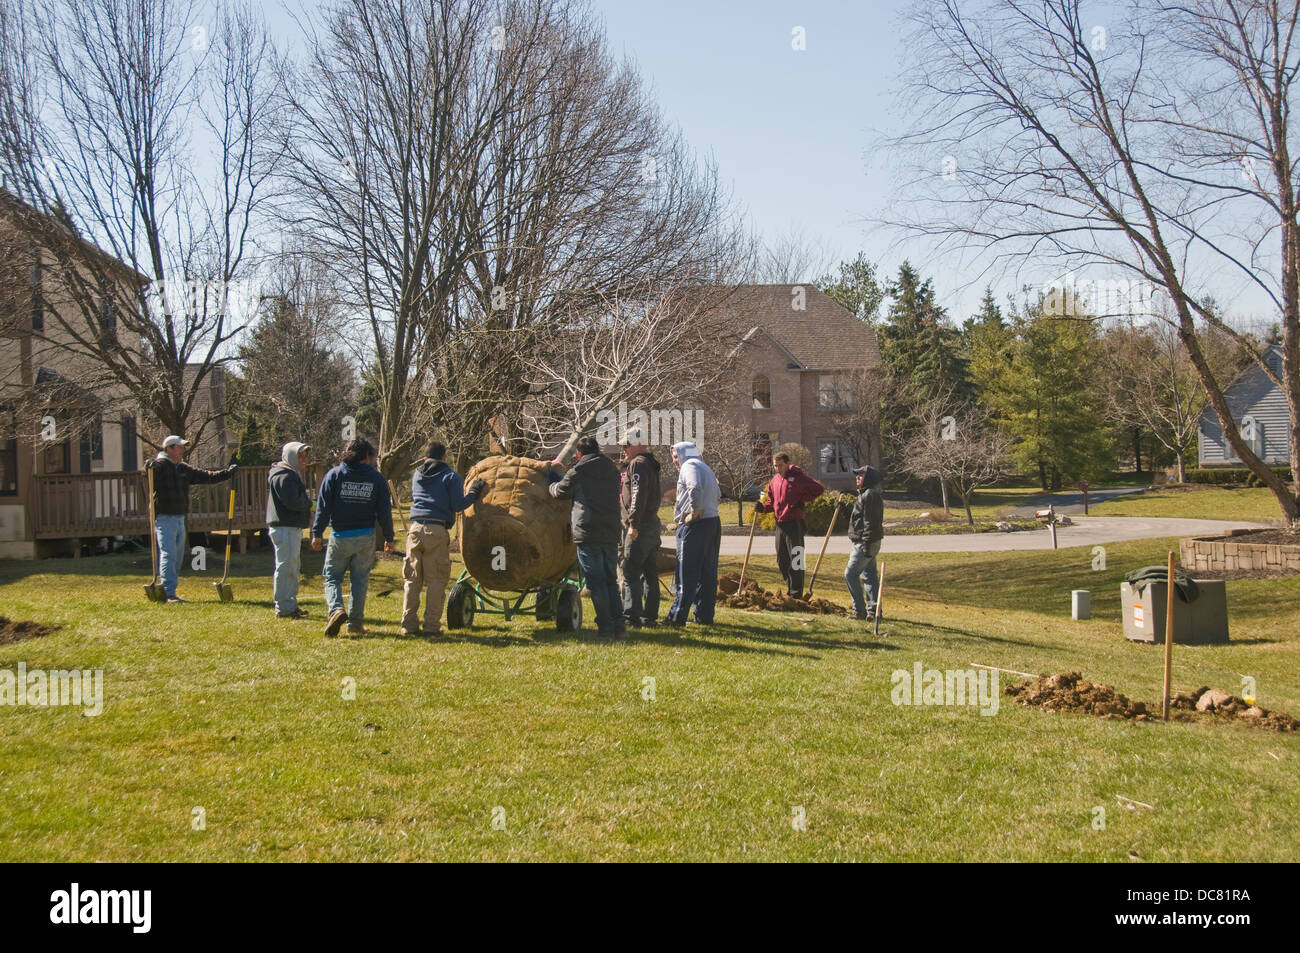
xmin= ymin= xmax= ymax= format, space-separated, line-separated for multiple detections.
xmin=757 ymin=490 xmax=855 ymax=534
xmin=1182 ymin=466 xmax=1292 ymax=486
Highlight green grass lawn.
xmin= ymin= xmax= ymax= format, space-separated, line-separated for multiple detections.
xmin=1090 ymin=486 xmax=1287 ymax=523
xmin=2 ymin=535 xmax=1297 ymax=861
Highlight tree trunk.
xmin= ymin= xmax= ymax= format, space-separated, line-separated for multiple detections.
xmin=737 ymin=498 xmax=744 ymax=526
xmin=1038 ymin=461 xmax=1048 ymax=491
xmin=940 ymin=478 xmax=950 ymax=516
xmin=962 ymin=493 xmax=975 ymax=527
xmin=1176 ymin=450 xmax=1185 ymax=484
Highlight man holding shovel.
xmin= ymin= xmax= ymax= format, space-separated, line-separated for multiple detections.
xmin=267 ymin=441 xmax=314 ymax=619
xmin=147 ymin=436 xmax=238 ymax=604
xmin=753 ymin=452 xmax=824 ymax=599
xmin=845 ymin=465 xmax=885 ymax=621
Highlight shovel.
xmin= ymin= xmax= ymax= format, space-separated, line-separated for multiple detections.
xmin=144 ymin=466 xmax=167 ymax=602
xmin=804 ymin=501 xmax=841 ymax=599
xmin=214 ymin=489 xmax=235 ymax=602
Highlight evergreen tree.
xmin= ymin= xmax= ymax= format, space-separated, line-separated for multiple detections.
xmin=815 ymin=252 xmax=886 ymax=324
xmin=973 ymin=300 xmax=1113 ymax=490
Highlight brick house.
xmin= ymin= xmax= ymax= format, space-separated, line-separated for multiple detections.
xmin=708 ymin=284 xmax=882 ymax=491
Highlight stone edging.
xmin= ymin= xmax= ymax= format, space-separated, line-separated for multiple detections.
xmin=1180 ymin=530 xmax=1300 ymax=572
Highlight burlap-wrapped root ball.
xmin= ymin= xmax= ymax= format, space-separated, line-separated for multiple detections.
xmin=459 ymin=455 xmax=576 ymax=591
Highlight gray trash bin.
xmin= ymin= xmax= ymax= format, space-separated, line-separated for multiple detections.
xmin=1121 ymin=579 xmax=1229 ymax=644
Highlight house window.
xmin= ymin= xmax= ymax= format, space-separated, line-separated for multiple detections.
xmin=752 ymin=375 xmax=771 ymax=410
xmin=0 ymin=436 xmax=17 ymax=495
xmin=78 ymin=417 xmax=103 ymax=472
xmin=29 ymin=251 xmax=43 ymax=333
xmin=98 ymin=299 xmax=116 ymax=344
xmin=818 ymin=438 xmax=855 ymax=477
xmin=121 ymin=415 xmax=138 ymax=470
xmin=817 ymin=375 xmax=853 ymax=411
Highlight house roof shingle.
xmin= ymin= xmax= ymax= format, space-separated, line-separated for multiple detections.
xmin=706 ymin=284 xmax=881 ymax=371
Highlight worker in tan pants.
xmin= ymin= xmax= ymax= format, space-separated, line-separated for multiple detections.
xmin=401 ymin=442 xmax=486 ymax=636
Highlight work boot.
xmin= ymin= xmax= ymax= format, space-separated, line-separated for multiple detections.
xmin=346 ymin=624 xmax=367 ymax=636
xmin=324 ymin=608 xmax=348 ymax=637
xmin=612 ymin=625 xmax=628 ymax=641
xmin=166 ymin=596 xmax=186 ymax=604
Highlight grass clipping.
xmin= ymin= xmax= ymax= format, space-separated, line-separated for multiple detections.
xmin=1007 ymin=671 xmax=1299 ymax=732
xmin=717 ymin=573 xmax=847 ymax=615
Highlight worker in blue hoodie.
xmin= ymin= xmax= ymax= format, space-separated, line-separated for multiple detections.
xmin=310 ymin=438 xmax=395 ymax=637
xmin=401 ymin=442 xmax=486 ymax=636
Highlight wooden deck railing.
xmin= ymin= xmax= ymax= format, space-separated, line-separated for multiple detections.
xmin=31 ymin=465 xmax=323 ymax=539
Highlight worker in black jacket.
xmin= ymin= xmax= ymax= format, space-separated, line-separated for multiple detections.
xmin=845 ymin=465 xmax=884 ymax=620
xmin=147 ymin=435 xmax=238 ymax=603
xmin=619 ymin=428 xmax=662 ymax=627
xmin=548 ymin=436 xmax=626 ymax=639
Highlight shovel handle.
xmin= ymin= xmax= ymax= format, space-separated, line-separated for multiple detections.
xmin=806 ymin=501 xmax=841 ymax=597
xmin=227 ymin=489 xmax=236 ymax=521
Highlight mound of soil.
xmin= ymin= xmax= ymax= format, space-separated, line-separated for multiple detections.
xmin=1007 ymin=671 xmax=1299 ymax=732
xmin=716 ymin=573 xmax=847 ymax=615
xmin=0 ymin=617 xmax=59 ymax=645
xmin=1006 ymin=671 xmax=1150 ymax=720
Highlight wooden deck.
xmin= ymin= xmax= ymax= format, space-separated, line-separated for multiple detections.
xmin=30 ymin=466 xmax=319 ymax=539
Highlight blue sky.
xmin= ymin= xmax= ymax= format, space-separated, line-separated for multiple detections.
xmin=266 ymin=0 xmax=1277 ymax=328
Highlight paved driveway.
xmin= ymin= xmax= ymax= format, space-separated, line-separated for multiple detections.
xmin=695 ymin=516 xmax=1269 ymax=555
xmin=1005 ymin=486 xmax=1147 ymax=517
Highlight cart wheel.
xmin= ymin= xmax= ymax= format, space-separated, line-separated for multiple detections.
xmin=555 ymin=587 xmax=582 ymax=632
xmin=535 ymin=584 xmax=555 ymax=621
xmin=447 ymin=582 xmax=476 ymax=629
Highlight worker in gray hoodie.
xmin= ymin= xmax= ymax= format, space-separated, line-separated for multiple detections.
xmin=266 ymin=442 xmax=314 ymax=618
xmin=845 ymin=465 xmax=885 ymax=620
xmin=667 ymin=441 xmax=721 ymax=626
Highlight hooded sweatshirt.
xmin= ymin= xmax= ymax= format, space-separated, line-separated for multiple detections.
xmin=758 ymin=464 xmax=825 ymax=523
xmin=672 ymin=442 xmax=720 ymax=524
xmin=311 ymin=460 xmax=395 ymax=542
xmin=848 ymin=466 xmax=885 ymax=546
xmin=548 ymin=451 xmax=622 ymax=545
xmin=266 ymin=442 xmax=313 ymax=528
xmin=620 ymin=451 xmax=662 ymax=529
xmin=409 ymin=458 xmax=481 ymax=525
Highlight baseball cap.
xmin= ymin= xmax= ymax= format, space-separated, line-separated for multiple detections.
xmin=162 ymin=435 xmax=189 ymax=449
xmin=852 ymin=466 xmax=870 ymax=476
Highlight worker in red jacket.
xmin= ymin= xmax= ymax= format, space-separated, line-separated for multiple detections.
xmin=754 ymin=451 xmax=825 ymax=597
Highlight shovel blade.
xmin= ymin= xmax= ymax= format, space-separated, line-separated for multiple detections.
xmin=214 ymin=582 xmax=233 ymax=603
xmin=145 ymin=583 xmax=166 ymax=603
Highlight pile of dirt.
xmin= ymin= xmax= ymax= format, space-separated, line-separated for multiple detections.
xmin=0 ymin=617 xmax=59 ymax=645
xmin=1171 ymin=685 xmax=1300 ymax=732
xmin=1007 ymin=672 xmax=1299 ymax=732
xmin=1006 ymin=671 xmax=1151 ymax=720
xmin=716 ymin=573 xmax=847 ymax=615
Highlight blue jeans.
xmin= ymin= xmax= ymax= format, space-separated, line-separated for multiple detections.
xmin=577 ymin=543 xmax=624 ymax=633
xmin=269 ymin=525 xmax=304 ymax=614
xmin=845 ymin=540 xmax=881 ymax=615
xmin=670 ymin=516 xmax=720 ymax=624
xmin=154 ymin=514 xmax=187 ymax=598
xmin=622 ymin=528 xmax=661 ymax=624
xmin=323 ymin=532 xmax=376 ymax=624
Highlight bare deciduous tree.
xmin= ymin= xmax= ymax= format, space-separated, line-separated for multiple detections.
xmin=902 ymin=400 xmax=1011 ymax=527
xmin=279 ymin=0 xmax=745 ymax=477
xmin=0 ymin=0 xmax=281 ymax=449
xmin=891 ymin=0 xmax=1300 ymax=522
xmin=518 ymin=283 xmax=741 ymax=462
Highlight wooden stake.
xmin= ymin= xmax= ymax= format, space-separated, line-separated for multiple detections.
xmin=738 ymin=505 xmax=759 ymax=589
xmin=805 ymin=501 xmax=841 ymax=598
xmin=1162 ymin=550 xmax=1175 ymax=721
